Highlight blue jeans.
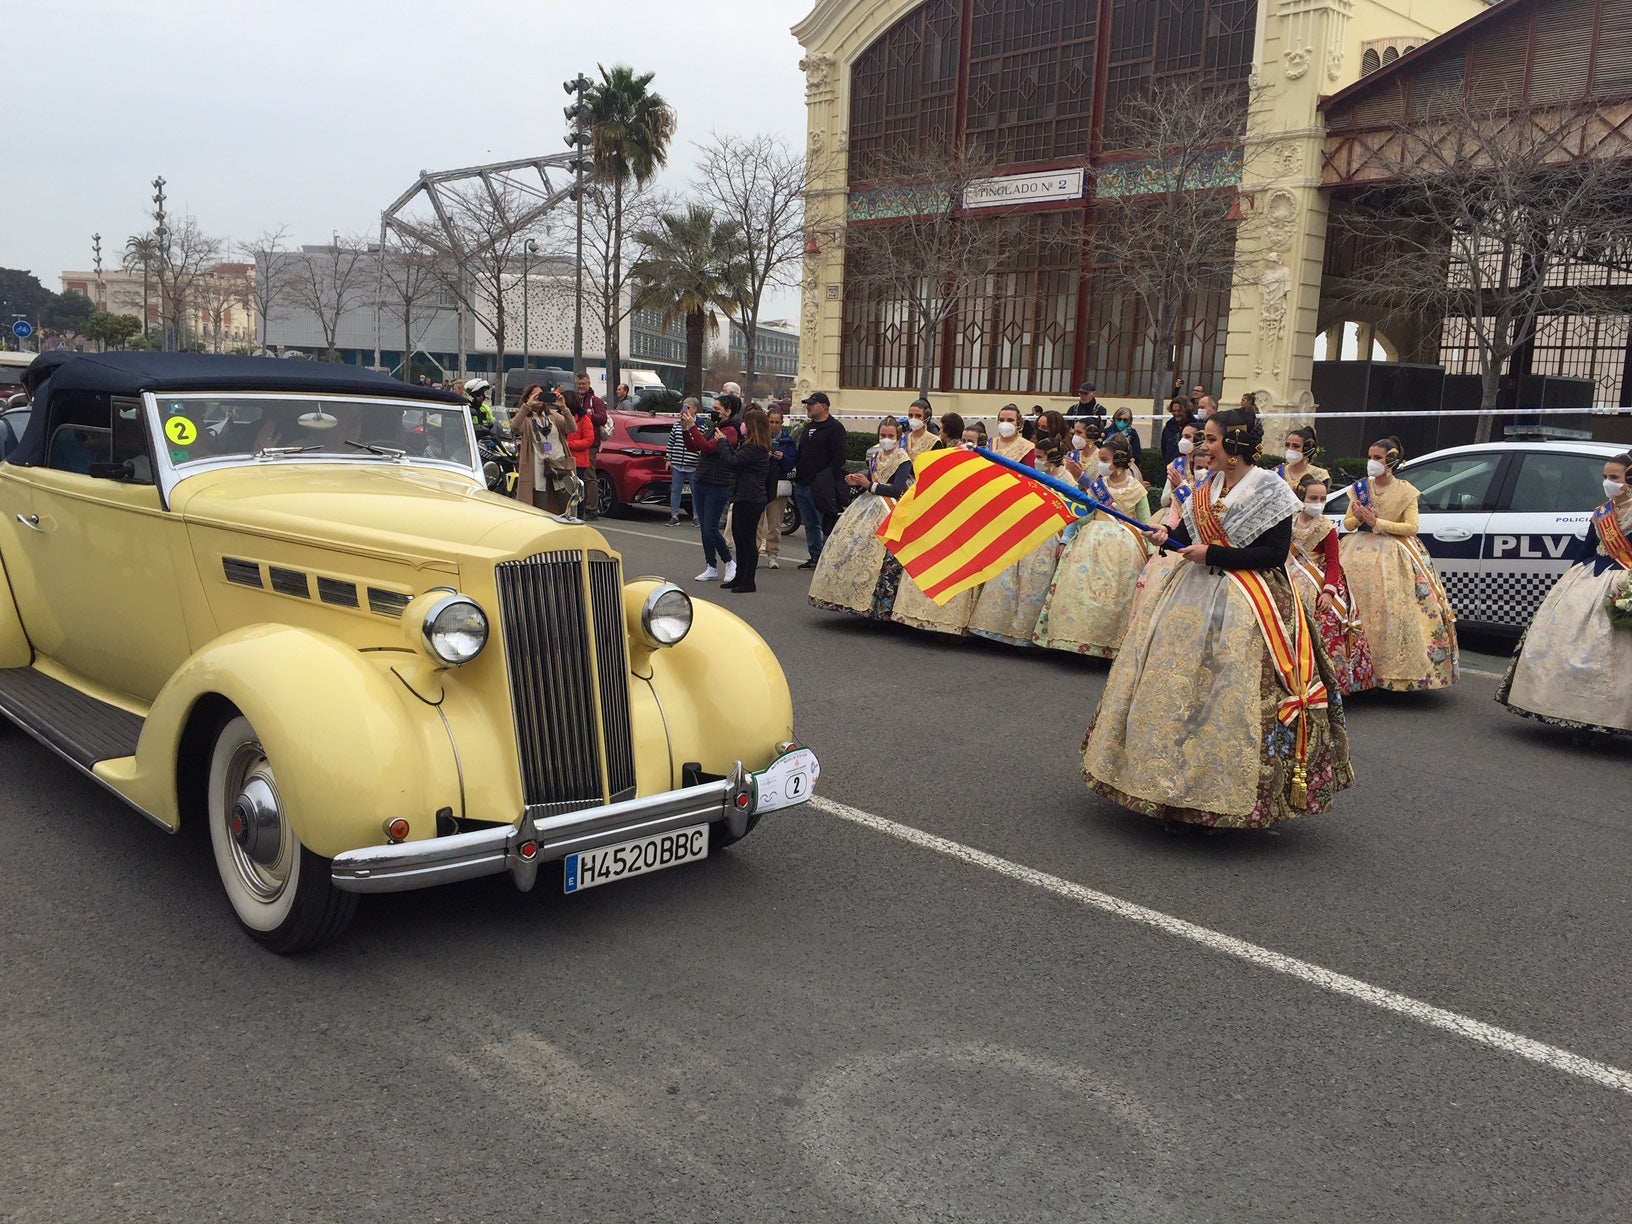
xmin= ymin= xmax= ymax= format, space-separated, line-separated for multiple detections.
xmin=693 ymin=483 xmax=732 ymax=566
xmin=669 ymin=467 xmax=693 ymax=518
xmin=793 ymin=483 xmax=825 ymax=562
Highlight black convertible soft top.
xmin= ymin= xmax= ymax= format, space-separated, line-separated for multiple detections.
xmin=12 ymin=351 xmax=462 ymax=467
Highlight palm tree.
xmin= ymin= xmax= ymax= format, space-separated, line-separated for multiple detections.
xmin=585 ymin=64 xmax=675 ymax=386
xmin=630 ymin=205 xmax=746 ymax=397
xmin=122 ymin=233 xmax=160 ymax=344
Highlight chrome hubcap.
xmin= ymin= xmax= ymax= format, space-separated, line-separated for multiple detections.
xmin=222 ymin=742 xmax=292 ymax=902
xmin=231 ymin=777 xmax=282 ymax=866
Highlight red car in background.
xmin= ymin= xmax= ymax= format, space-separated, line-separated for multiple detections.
xmin=593 ymin=410 xmax=686 ymax=516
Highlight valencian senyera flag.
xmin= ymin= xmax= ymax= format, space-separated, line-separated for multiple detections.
xmin=877 ymin=447 xmax=1076 ymax=604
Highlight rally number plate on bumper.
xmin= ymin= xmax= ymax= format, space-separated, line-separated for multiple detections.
xmin=563 ymin=824 xmax=709 ymax=893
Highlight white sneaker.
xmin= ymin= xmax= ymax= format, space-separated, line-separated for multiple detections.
xmin=766 ymin=556 xmax=779 ymax=569
xmin=722 ymin=560 xmax=738 ymax=584
xmin=695 ymin=565 xmax=719 ymax=581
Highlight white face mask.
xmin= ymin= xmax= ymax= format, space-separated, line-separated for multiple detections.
xmin=1177 ymin=438 xmax=1195 ymax=456
xmin=997 ymin=421 xmax=1018 ymax=439
xmin=1097 ymin=460 xmax=1113 ymax=477
xmin=1605 ymin=479 xmax=1627 ymax=500
xmin=1194 ymin=408 xmax=1209 ymax=421
xmin=1071 ymin=436 xmax=1088 ymax=452
xmin=907 ymin=416 xmax=925 ymax=432
xmin=1302 ymin=501 xmax=1324 ymax=517
xmin=880 ymin=437 xmax=897 ymax=452
xmin=1367 ymin=459 xmax=1387 ymax=478
xmin=1285 ymin=448 xmax=1303 ymax=465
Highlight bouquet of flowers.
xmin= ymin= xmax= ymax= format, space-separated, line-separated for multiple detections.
xmin=1608 ymin=577 xmax=1632 ymax=629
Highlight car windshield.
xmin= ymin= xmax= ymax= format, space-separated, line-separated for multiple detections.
xmin=156 ymin=394 xmax=476 ymax=475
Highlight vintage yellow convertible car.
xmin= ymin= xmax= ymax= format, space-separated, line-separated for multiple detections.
xmin=0 ymin=353 xmax=818 ymax=951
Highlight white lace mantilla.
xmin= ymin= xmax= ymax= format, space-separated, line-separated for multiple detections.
xmin=1183 ymin=465 xmax=1300 ymax=547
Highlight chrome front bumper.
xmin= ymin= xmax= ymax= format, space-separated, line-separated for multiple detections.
xmin=330 ymin=747 xmax=819 ymax=895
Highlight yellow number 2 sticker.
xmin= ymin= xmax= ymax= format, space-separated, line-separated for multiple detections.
xmin=164 ymin=416 xmax=199 ymax=446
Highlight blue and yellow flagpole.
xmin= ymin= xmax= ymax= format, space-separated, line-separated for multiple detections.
xmin=975 ymin=446 xmax=1160 ymax=537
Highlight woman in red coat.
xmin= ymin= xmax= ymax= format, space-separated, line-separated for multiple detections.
xmin=559 ymin=389 xmax=597 ymax=521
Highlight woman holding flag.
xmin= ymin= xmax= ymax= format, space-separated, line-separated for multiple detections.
xmin=1339 ymin=437 xmax=1459 ymax=691
xmin=1032 ymin=435 xmax=1152 ymax=657
xmin=808 ymin=419 xmax=914 ymax=620
xmin=887 ymin=409 xmax=1032 ymax=635
xmin=967 ymin=437 xmax=1071 ymax=647
xmin=1497 ymin=450 xmax=1632 ymax=736
xmin=1082 ymin=403 xmax=1354 ymax=829
xmin=1288 ymin=475 xmax=1375 ymax=696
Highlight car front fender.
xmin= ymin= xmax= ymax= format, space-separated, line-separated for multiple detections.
xmin=129 ymin=625 xmax=457 ymax=859
xmin=636 ymin=596 xmax=795 ymax=783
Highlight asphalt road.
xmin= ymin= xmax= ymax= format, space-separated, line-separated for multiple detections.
xmin=3 ymin=506 xmax=1629 ymax=1223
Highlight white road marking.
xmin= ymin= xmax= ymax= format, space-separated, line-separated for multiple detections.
xmin=809 ymin=794 xmax=1632 ymax=1097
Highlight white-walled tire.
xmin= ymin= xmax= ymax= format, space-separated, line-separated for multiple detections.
xmin=206 ymin=715 xmax=356 ymax=953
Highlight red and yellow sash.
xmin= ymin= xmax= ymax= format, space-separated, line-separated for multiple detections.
xmin=1192 ymin=480 xmax=1328 ymax=807
xmin=1595 ymin=500 xmax=1632 ymax=569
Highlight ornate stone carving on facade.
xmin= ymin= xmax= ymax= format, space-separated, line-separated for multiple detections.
xmin=1256 ymin=251 xmax=1293 ymax=378
xmin=1263 ymin=189 xmax=1300 ymax=251
xmin=801 ymin=255 xmax=822 ymax=353
xmin=800 ymin=53 xmax=835 ymax=104
xmin=1276 ymin=0 xmax=1352 ymax=85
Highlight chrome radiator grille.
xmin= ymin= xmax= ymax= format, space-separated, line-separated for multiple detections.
xmin=495 ymin=549 xmax=637 ymax=817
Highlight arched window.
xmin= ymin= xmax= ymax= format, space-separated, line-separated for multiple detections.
xmin=1361 ymin=48 xmax=1381 ymax=76
xmin=1381 ymin=46 xmax=1399 ymax=65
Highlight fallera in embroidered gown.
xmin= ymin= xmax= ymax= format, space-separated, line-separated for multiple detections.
xmin=1032 ymin=474 xmax=1152 ymax=658
xmin=1497 ymin=493 xmax=1632 ymax=736
xmin=1083 ymin=466 xmax=1354 ymax=828
xmin=1339 ymin=477 xmax=1458 ymax=692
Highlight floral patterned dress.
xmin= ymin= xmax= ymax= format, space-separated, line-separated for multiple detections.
xmin=1287 ymin=512 xmax=1376 ymax=697
xmin=1083 ymin=467 xmax=1354 ymax=828
xmin=1339 ymin=477 xmax=1458 ymax=692
xmin=807 ymin=449 xmax=910 ymax=620
xmin=1497 ymin=495 xmax=1632 ymax=736
xmin=1032 ymin=474 xmax=1152 ymax=658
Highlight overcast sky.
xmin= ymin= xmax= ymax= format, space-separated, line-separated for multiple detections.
xmin=7 ymin=0 xmax=813 ymax=319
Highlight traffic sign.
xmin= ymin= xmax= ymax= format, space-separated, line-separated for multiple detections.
xmin=11 ymin=320 xmax=32 ymax=340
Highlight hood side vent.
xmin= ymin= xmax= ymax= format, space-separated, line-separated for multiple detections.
xmin=317 ymin=577 xmax=360 ymax=608
xmin=222 ymin=557 xmax=263 ymax=588
xmin=368 ymin=587 xmax=413 ymax=618
xmin=269 ymin=567 xmax=310 ymax=598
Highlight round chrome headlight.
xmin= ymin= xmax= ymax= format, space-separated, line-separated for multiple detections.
xmin=640 ymin=583 xmax=692 ymax=648
xmin=422 ymin=594 xmax=489 ymax=665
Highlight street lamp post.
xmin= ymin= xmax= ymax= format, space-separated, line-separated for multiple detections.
xmin=522 ymin=238 xmax=538 ymax=373
xmin=564 ymin=75 xmax=592 ymax=377
xmin=151 ymin=176 xmax=169 ymax=350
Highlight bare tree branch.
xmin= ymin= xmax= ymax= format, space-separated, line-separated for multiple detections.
xmin=1065 ymin=77 xmax=1266 ymax=412
xmin=379 ymin=234 xmax=451 ymax=381
xmin=238 ymin=225 xmax=295 ymax=351
xmin=576 ymin=180 xmax=667 ymax=375
xmin=840 ymin=142 xmax=1025 ymax=400
xmin=153 ymin=216 xmax=223 ymax=350
xmin=1328 ymin=90 xmax=1632 ymax=428
xmin=693 ymin=133 xmax=806 ymax=398
xmin=290 ymin=235 xmax=372 ymax=359
xmin=422 ymin=178 xmax=548 ymax=379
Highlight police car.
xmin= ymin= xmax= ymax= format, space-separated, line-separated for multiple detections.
xmin=1324 ymin=439 xmax=1628 ymax=633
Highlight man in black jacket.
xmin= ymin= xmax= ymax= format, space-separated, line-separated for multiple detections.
xmin=792 ymin=391 xmax=847 ymax=569
xmin=1063 ymin=381 xmax=1105 ymax=427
